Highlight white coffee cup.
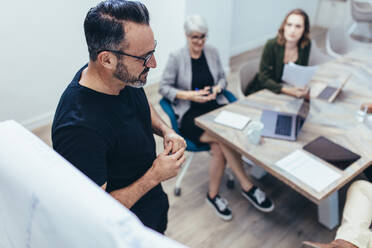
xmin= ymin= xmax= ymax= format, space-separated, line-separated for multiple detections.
xmin=244 ymin=121 xmax=264 ymax=145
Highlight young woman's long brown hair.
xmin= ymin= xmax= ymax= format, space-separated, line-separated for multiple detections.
xmin=277 ymin=9 xmax=310 ymax=49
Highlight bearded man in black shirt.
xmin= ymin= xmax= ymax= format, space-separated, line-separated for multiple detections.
xmin=52 ymin=0 xmax=186 ymax=234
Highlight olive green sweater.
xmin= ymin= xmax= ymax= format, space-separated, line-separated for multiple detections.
xmin=245 ymin=37 xmax=311 ymax=95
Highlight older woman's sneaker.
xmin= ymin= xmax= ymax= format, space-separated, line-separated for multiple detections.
xmin=206 ymin=194 xmax=232 ymax=221
xmin=241 ymin=186 xmax=274 ymax=212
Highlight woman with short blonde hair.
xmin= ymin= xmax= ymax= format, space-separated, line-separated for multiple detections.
xmin=159 ymin=14 xmax=274 ymax=221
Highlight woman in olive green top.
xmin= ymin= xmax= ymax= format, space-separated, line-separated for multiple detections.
xmin=245 ymin=9 xmax=311 ymax=98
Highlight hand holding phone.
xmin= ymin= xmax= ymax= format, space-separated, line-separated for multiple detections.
xmin=208 ymin=87 xmax=213 ymax=94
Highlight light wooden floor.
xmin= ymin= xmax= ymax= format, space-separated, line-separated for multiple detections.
xmin=31 ymin=27 xmax=367 ymax=248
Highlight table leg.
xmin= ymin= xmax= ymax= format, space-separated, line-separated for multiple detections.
xmin=250 ymin=163 xmax=267 ymax=179
xmin=317 ymin=191 xmax=339 ymax=230
xmin=242 ymin=156 xmax=267 ymax=179
xmin=174 ymin=152 xmax=194 ymax=196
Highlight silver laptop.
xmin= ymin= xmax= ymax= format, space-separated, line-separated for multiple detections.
xmin=317 ymin=74 xmax=352 ymax=103
xmin=260 ymin=98 xmax=310 ymax=141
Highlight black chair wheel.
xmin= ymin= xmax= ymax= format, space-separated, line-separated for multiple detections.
xmin=226 ymin=179 xmax=235 ymax=189
xmin=174 ymin=187 xmax=181 ymax=196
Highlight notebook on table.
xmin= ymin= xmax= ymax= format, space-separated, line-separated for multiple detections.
xmin=275 ymin=149 xmax=341 ymax=192
xmin=214 ymin=110 xmax=251 ymax=130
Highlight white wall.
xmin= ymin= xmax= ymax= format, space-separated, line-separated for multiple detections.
xmin=185 ymin=0 xmax=233 ymax=72
xmin=315 ymin=0 xmax=350 ymax=28
xmin=141 ymin=0 xmax=186 ymax=84
xmin=0 ymin=0 xmax=185 ymax=129
xmin=0 ymin=0 xmax=100 ymax=129
xmin=230 ymin=0 xmax=320 ymax=56
xmin=0 ymin=0 xmax=323 ymax=130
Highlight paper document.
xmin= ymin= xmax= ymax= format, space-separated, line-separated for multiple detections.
xmin=275 ymin=149 xmax=341 ymax=192
xmin=282 ymin=62 xmax=318 ymax=87
xmin=214 ymin=110 xmax=251 ymax=130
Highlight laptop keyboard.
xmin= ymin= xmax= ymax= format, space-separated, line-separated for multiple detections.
xmin=275 ymin=115 xmax=292 ymax=136
xmin=317 ymin=86 xmax=337 ymax=100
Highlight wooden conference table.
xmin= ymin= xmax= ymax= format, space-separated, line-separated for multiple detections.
xmin=195 ymin=47 xmax=372 ymax=230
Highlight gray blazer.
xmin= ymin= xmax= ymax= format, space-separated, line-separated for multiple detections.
xmin=159 ymin=45 xmax=228 ymax=124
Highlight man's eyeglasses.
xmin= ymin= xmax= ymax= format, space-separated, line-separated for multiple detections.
xmin=190 ymin=34 xmax=206 ymax=41
xmin=98 ymin=40 xmax=157 ymax=66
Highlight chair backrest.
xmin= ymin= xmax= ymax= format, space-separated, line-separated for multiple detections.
xmin=351 ymin=0 xmax=372 ymax=22
xmin=237 ymin=59 xmax=260 ymax=99
xmin=308 ymin=39 xmax=333 ymax=65
xmin=326 ymin=26 xmax=360 ymax=57
xmin=159 ymin=98 xmax=180 ymax=134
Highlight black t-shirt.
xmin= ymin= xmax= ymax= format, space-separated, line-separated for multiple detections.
xmin=52 ymin=65 xmax=169 ymax=232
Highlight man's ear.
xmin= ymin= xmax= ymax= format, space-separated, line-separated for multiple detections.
xmin=97 ymin=51 xmax=117 ymax=70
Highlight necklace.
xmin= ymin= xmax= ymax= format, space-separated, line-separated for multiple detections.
xmin=284 ymin=47 xmax=298 ymax=63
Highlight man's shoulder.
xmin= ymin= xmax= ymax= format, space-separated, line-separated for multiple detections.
xmin=56 ymin=82 xmax=96 ymax=117
xmin=53 ymin=85 xmax=112 ymax=138
xmin=58 ymin=65 xmax=89 ymax=103
xmin=59 ymin=81 xmax=81 ymax=101
xmin=124 ymin=87 xmax=149 ymax=105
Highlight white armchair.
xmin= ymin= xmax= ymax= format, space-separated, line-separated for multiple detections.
xmin=326 ymin=26 xmax=366 ymax=58
xmin=349 ymin=0 xmax=372 ymax=42
xmin=309 ymin=40 xmax=333 ymax=65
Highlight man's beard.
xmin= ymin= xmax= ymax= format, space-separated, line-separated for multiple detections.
xmin=113 ymin=61 xmax=150 ymax=88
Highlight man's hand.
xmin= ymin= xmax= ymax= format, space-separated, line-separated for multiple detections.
xmin=163 ymin=131 xmax=186 ymax=154
xmin=150 ymin=143 xmax=186 ymax=183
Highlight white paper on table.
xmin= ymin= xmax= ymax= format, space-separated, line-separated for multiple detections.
xmin=214 ymin=110 xmax=251 ymax=130
xmin=275 ymin=149 xmax=341 ymax=192
xmin=0 ymin=120 xmax=186 ymax=248
xmin=282 ymin=62 xmax=318 ymax=87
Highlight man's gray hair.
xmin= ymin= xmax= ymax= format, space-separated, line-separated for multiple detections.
xmin=184 ymin=14 xmax=208 ymax=35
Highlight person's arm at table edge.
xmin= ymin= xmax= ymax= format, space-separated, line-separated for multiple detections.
xmin=149 ymin=103 xmax=186 ymax=153
xmin=149 ymin=102 xmax=174 ymax=137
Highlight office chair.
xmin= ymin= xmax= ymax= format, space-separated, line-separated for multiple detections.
xmin=349 ymin=0 xmax=372 ymax=43
xmin=236 ymin=58 xmax=260 ymax=100
xmin=326 ymin=26 xmax=367 ymax=58
xmin=160 ymin=89 xmax=237 ymax=196
xmin=308 ymin=40 xmax=333 ymax=66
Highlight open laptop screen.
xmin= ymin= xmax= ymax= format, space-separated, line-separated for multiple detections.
xmin=295 ymin=97 xmax=310 ymax=136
